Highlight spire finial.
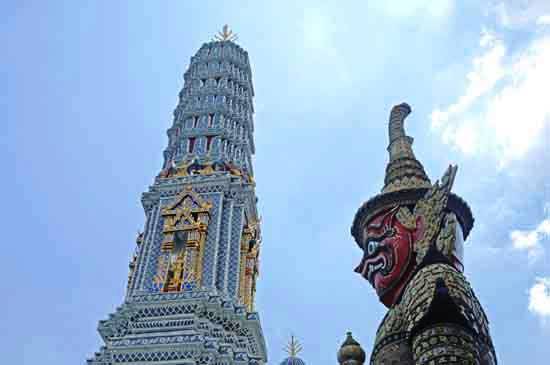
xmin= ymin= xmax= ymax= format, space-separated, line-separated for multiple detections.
xmin=284 ymin=335 xmax=303 ymax=357
xmin=214 ymin=24 xmax=238 ymax=42
xmin=337 ymin=331 xmax=366 ymax=365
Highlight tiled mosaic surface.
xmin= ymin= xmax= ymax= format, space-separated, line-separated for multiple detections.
xmin=215 ymin=198 xmax=233 ymax=292
xmin=89 ymin=39 xmax=265 ymax=365
xmin=228 ymin=205 xmax=244 ymax=298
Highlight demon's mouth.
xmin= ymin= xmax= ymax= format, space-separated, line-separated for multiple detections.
xmin=360 ymin=247 xmax=394 ymax=286
xmin=365 ymin=257 xmax=386 ymax=284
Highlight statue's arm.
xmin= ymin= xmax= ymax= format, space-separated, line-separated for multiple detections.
xmin=403 ymin=265 xmax=497 ymax=365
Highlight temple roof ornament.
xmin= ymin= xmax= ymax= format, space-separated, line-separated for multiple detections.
xmin=280 ymin=336 xmax=305 ymax=365
xmin=284 ymin=335 xmax=303 ymax=357
xmin=214 ymin=24 xmax=238 ymax=42
xmin=337 ymin=332 xmax=366 ymax=365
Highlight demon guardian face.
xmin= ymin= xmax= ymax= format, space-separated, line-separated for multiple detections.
xmin=355 ymin=206 xmax=423 ymax=307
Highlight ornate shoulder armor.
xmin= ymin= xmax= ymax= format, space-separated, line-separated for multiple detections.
xmin=371 ymin=263 xmax=496 ymax=364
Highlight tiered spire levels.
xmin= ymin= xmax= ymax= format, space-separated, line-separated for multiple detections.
xmin=88 ymin=29 xmax=267 ymax=365
xmin=160 ymin=29 xmax=255 ymax=180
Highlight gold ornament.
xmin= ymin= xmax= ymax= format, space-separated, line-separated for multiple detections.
xmin=155 ymin=188 xmax=212 ymax=292
xmin=412 ymin=165 xmax=457 ymax=264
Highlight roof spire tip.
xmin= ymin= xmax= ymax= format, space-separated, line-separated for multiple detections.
xmin=213 ymin=24 xmax=238 ymax=42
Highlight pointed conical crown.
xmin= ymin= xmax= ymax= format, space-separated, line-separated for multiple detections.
xmin=351 ymin=103 xmax=474 ymax=247
xmin=383 ymin=103 xmax=431 ymax=193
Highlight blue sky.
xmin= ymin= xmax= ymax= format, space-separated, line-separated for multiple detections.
xmin=3 ymin=1 xmax=550 ymax=364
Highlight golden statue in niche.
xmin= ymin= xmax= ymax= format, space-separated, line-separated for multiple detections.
xmin=238 ymin=220 xmax=261 ymax=311
xmin=163 ymin=231 xmax=188 ymax=292
xmin=154 ymin=188 xmax=212 ymax=292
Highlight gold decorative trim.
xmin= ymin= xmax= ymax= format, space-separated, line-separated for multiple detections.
xmin=159 ymin=159 xmax=255 ymax=184
xmin=156 ymin=189 xmax=212 ymax=292
xmin=237 ymin=220 xmax=261 ymax=311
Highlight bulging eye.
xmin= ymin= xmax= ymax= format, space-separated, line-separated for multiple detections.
xmin=367 ymin=241 xmax=378 ymax=256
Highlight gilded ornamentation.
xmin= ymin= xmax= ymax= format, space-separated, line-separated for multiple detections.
xmin=337 ymin=332 xmax=366 ymax=365
xmin=412 ymin=165 xmax=457 ymax=265
xmin=370 ymin=264 xmax=495 ymax=364
xmin=238 ymin=220 xmax=260 ymax=312
xmin=373 ymin=264 xmax=491 ymax=344
xmin=436 ymin=212 xmax=458 ymax=259
xmin=153 ymin=255 xmax=168 ymax=288
xmin=158 ymin=158 xmax=255 ymax=184
xmin=159 ymin=160 xmax=190 ymax=178
xmin=382 ymin=176 xmax=431 ymax=194
xmin=155 ymin=189 xmax=212 ymax=292
xmin=89 ymin=33 xmax=268 ymax=365
xmin=411 ymin=325 xmax=481 ymax=364
xmin=395 ymin=206 xmax=416 ymax=231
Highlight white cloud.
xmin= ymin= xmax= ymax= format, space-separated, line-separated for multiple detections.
xmin=431 ymin=29 xmax=506 ymax=132
xmin=537 ymin=15 xmax=550 ymax=26
xmin=491 ymin=1 xmax=550 ymax=28
xmin=371 ymin=0 xmax=454 ymax=20
xmin=511 ymin=218 xmax=550 ymax=264
xmin=431 ymin=29 xmax=550 ymax=167
xmin=528 ymin=277 xmax=550 ymax=323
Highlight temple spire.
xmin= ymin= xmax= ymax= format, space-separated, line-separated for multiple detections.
xmin=88 ymin=29 xmax=267 ymax=365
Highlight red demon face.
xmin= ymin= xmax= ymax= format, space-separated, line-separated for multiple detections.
xmin=355 ymin=207 xmax=422 ymax=307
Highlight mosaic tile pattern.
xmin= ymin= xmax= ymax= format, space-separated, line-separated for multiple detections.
xmin=89 ymin=38 xmax=266 ymax=365
xmin=131 ymin=204 xmax=160 ymax=295
xmin=228 ymin=205 xmax=244 ymax=298
xmin=201 ymin=192 xmax=223 ymax=288
xmin=142 ymin=204 xmax=166 ymax=293
xmin=216 ymin=198 xmax=233 ymax=292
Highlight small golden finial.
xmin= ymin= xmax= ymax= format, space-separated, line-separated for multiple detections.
xmin=214 ymin=24 xmax=238 ymax=42
xmin=284 ymin=335 xmax=303 ymax=357
xmin=337 ymin=332 xmax=366 ymax=365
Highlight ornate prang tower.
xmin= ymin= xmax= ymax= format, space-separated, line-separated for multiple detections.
xmin=87 ymin=26 xmax=267 ymax=365
xmin=348 ymin=104 xmax=497 ymax=364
